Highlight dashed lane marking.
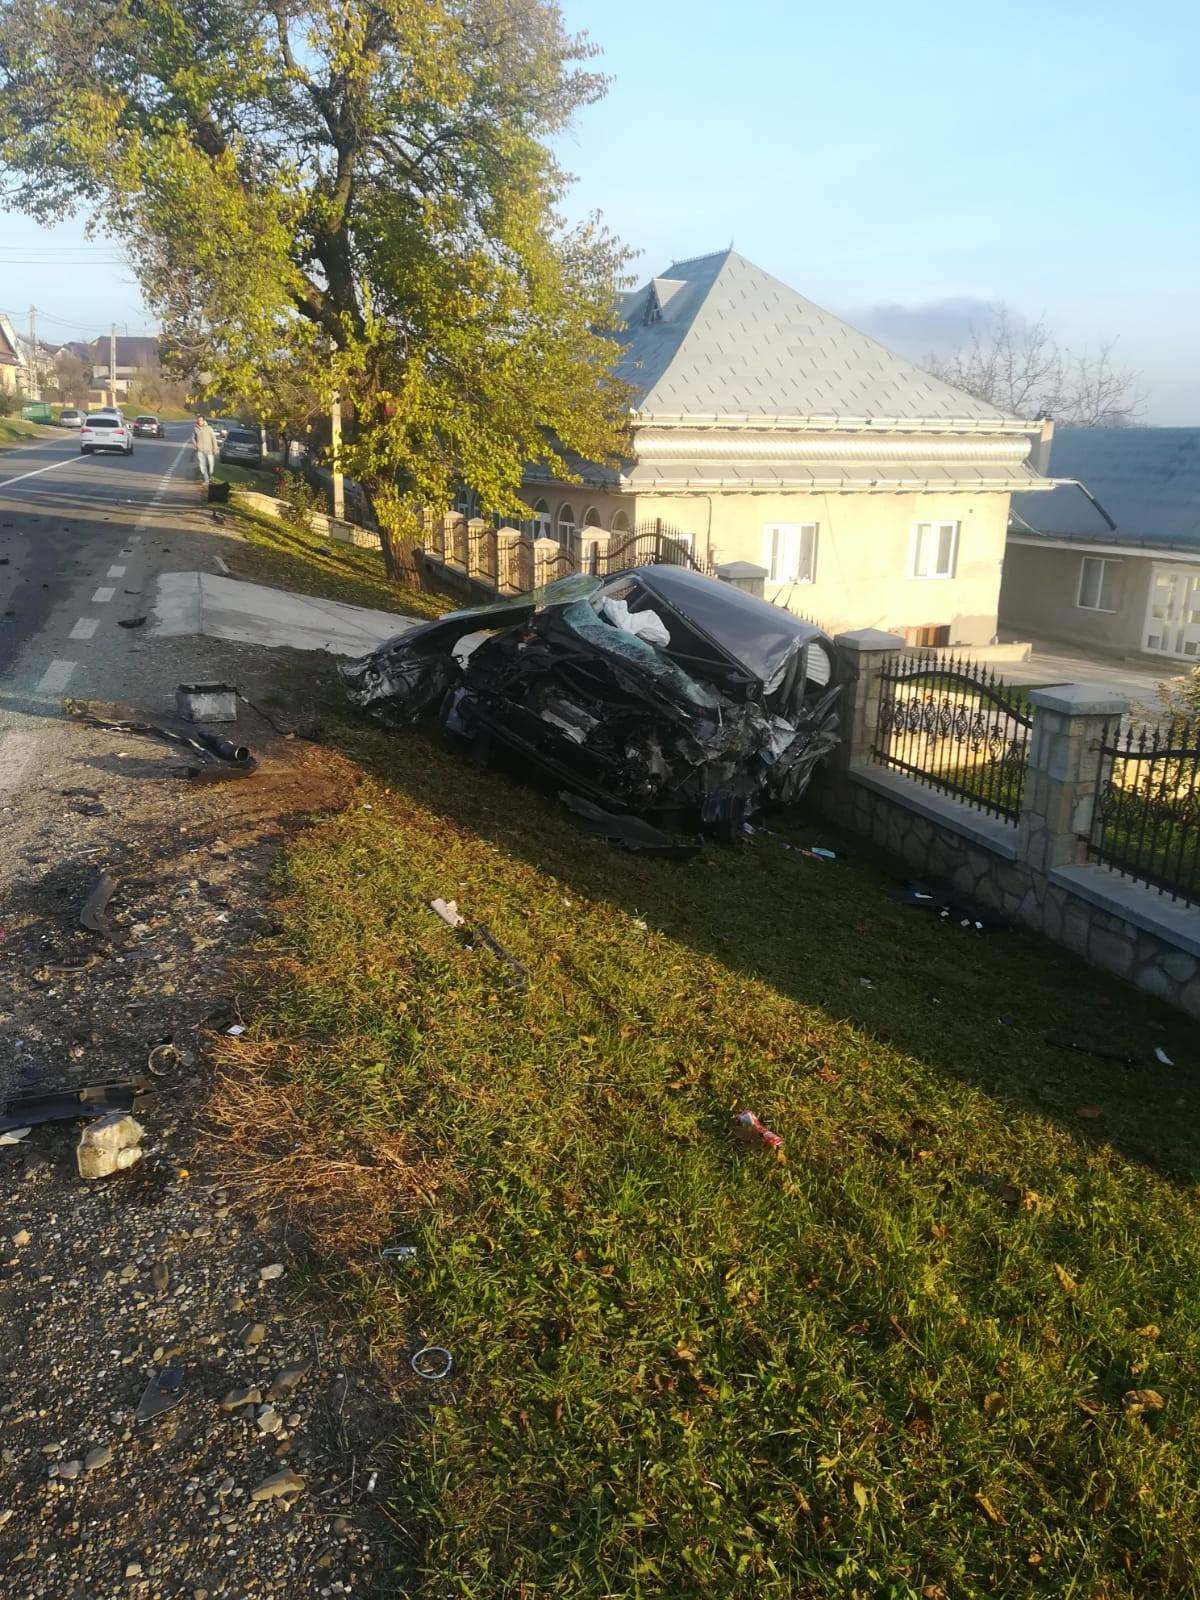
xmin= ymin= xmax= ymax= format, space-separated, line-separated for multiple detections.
xmin=69 ymin=618 xmax=99 ymax=640
xmin=36 ymin=659 xmax=76 ymax=695
xmin=91 ymin=586 xmax=115 ymax=603
xmin=107 ymin=565 xmax=127 ymax=578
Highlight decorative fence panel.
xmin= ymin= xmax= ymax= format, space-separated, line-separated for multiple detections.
xmin=871 ymin=652 xmax=1032 ymax=824
xmin=1085 ymin=717 xmax=1200 ymax=907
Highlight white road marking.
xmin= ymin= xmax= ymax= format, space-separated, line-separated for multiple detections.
xmin=91 ymin=586 xmax=115 ymax=603
xmin=0 ymin=452 xmax=84 ymax=494
xmin=69 ymin=618 xmax=99 ymax=640
xmin=107 ymin=565 xmax=126 ymax=577
xmin=36 ymin=659 xmax=76 ymax=695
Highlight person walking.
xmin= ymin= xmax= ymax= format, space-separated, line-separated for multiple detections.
xmin=192 ymin=415 xmax=217 ymax=487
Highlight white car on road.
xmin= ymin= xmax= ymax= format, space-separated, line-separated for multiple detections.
xmin=80 ymin=415 xmax=134 ymax=456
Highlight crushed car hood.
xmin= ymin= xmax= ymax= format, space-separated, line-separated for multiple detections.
xmin=340 ymin=566 xmax=840 ymax=840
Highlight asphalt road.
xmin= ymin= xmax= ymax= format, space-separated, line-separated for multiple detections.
xmin=0 ymin=422 xmax=197 ymax=792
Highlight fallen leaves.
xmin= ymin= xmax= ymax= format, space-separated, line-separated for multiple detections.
xmin=974 ymin=1492 xmax=1007 ymax=1526
xmin=982 ymin=1391 xmax=1005 ymax=1419
xmin=1122 ymin=1389 xmax=1165 ymax=1415
xmin=1076 ymin=1105 xmax=1102 ymax=1120
xmin=1052 ymin=1263 xmax=1078 ymax=1295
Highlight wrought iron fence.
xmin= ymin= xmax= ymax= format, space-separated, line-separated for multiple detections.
xmin=871 ymin=652 xmax=1032 ymax=823
xmin=1086 ymin=717 xmax=1200 ymax=906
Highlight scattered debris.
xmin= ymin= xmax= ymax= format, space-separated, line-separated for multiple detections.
xmin=342 ymin=566 xmax=841 ymax=839
xmin=176 ymin=682 xmax=238 ymax=724
xmin=427 ymin=897 xmax=530 ymax=992
xmin=732 ymin=1109 xmax=784 ymax=1151
xmin=0 ymin=1080 xmax=149 ymax=1136
xmin=259 ymin=1261 xmax=285 ymax=1281
xmin=381 ymin=1244 xmax=417 ymax=1261
xmin=76 ymin=1111 xmax=145 ymax=1179
xmin=249 ymin=1468 xmax=306 ymax=1503
xmin=808 ymin=846 xmax=837 ymax=860
xmin=1155 ymin=1047 xmax=1175 ymax=1066
xmin=117 ymin=616 xmax=147 ymax=629
xmin=135 ymin=1362 xmax=186 ymax=1423
xmin=64 ymin=700 xmax=257 ymax=778
xmin=79 ymin=869 xmax=115 ymax=937
xmin=429 ymin=897 xmax=464 ymax=930
xmin=220 ymin=1386 xmax=262 ymax=1411
xmin=226 ymin=1024 xmax=247 ymax=1037
xmin=147 ymin=1041 xmax=180 ymax=1076
xmin=1123 ymin=1388 xmax=1165 ymax=1414
xmin=559 ymin=791 xmax=703 ymax=859
xmin=0 ymin=1126 xmax=31 ymax=1146
xmin=411 ymin=1345 xmax=453 ymax=1380
xmin=1048 ymin=1037 xmax=1141 ymax=1067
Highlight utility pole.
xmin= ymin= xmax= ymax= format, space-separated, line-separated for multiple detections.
xmin=109 ymin=323 xmax=118 ymax=409
xmin=27 ymin=305 xmax=40 ymax=401
xmin=329 ymin=386 xmax=345 ymax=522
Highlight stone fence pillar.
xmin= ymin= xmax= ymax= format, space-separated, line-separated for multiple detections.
xmin=446 ymin=513 xmax=467 ymax=569
xmin=534 ymin=536 xmax=560 ymax=588
xmin=1017 ymin=685 xmax=1129 ymax=875
xmin=581 ymin=530 xmax=612 ymax=575
xmin=467 ymin=519 xmax=498 ymax=590
xmin=828 ymin=629 xmax=905 ymax=775
xmin=496 ymin=528 xmax=526 ymax=593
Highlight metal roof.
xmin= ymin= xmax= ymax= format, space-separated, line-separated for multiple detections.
xmin=1009 ymin=428 xmax=1200 ymax=550
xmin=626 ymin=457 xmax=1046 ymax=492
xmin=615 ymin=250 xmax=1023 ymax=429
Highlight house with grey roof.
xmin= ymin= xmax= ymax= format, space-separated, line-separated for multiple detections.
xmin=88 ymin=334 xmax=162 ymax=403
xmin=1000 ymin=428 xmax=1200 ymax=663
xmin=520 ymin=248 xmax=1051 ymax=645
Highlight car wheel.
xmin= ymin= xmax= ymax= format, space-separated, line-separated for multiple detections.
xmin=125 ymin=445 xmax=134 ymax=456
xmin=80 ymin=446 xmax=90 ymax=454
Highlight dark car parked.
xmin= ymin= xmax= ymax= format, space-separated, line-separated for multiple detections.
xmin=132 ymin=414 xmax=164 ymax=438
xmin=341 ymin=564 xmax=841 ymax=844
xmin=219 ymin=427 xmax=263 ymax=467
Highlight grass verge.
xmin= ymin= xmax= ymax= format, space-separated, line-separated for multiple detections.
xmin=218 ymin=497 xmax=451 ymax=620
xmin=0 ymin=417 xmax=54 ymax=448
xmin=212 ymin=696 xmax=1200 ymax=1599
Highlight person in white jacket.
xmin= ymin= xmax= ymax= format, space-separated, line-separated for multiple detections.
xmin=192 ymin=416 xmax=217 ymax=485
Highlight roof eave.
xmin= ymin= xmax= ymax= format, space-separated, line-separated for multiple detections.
xmin=631 ymin=410 xmax=1036 ymax=435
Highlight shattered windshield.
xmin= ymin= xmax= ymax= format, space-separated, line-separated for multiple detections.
xmin=558 ymin=600 xmax=721 ymax=709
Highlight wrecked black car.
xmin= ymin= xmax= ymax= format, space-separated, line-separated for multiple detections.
xmin=340 ymin=565 xmax=840 ymax=842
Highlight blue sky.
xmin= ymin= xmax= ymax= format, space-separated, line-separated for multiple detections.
xmin=1 ymin=0 xmax=1196 ymax=419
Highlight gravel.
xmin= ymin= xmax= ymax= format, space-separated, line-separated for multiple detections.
xmin=0 ymin=692 xmax=396 ymax=1597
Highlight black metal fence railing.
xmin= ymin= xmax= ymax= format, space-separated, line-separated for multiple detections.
xmin=871 ymin=651 xmax=1033 ymax=823
xmin=1086 ymin=717 xmax=1200 ymax=907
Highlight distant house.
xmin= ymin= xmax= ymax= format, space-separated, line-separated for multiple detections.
xmin=1001 ymin=428 xmax=1200 ymax=664
xmin=518 ymin=249 xmax=1052 ymax=645
xmin=89 ymin=335 xmax=162 ymax=401
xmin=0 ymin=314 xmax=30 ymax=395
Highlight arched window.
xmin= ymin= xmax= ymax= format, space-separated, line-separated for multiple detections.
xmin=610 ymin=509 xmax=631 ymax=534
xmin=583 ymin=506 xmax=603 ymax=529
xmin=556 ymin=502 xmax=577 ymax=540
xmin=532 ymin=499 xmax=551 ymax=538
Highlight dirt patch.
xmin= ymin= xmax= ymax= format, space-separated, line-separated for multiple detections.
xmin=0 ymin=725 xmax=404 ymax=1599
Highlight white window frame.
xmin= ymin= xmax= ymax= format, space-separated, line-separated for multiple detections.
xmin=910 ymin=520 xmax=959 ymax=580
xmin=556 ymin=502 xmax=577 ymax=539
xmin=610 ymin=509 xmax=631 ymax=534
xmin=531 ymin=499 xmax=551 ymax=539
xmin=582 ymin=506 xmax=603 ymax=529
xmin=1077 ymin=555 xmax=1119 ymax=613
xmin=762 ymin=522 xmax=817 ymax=585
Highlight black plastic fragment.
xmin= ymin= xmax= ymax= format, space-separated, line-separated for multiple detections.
xmin=559 ymin=791 xmax=703 ymax=859
xmin=135 ymin=1363 xmax=186 ymax=1423
xmin=80 ymin=870 xmax=115 ymax=937
xmin=0 ymin=1080 xmax=151 ymax=1135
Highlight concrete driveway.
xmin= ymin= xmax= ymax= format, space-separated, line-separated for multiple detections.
xmin=1000 ymin=641 xmax=1177 ymax=716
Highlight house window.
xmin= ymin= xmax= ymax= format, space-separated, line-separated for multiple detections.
xmin=763 ymin=523 xmax=817 ymax=584
xmin=583 ymin=507 xmax=603 ymax=528
xmin=611 ymin=509 xmax=631 ymax=534
xmin=556 ymin=503 xmax=577 ymax=540
xmin=911 ymin=521 xmax=958 ymax=579
xmin=1077 ymin=556 xmax=1118 ymax=612
xmin=531 ymin=500 xmax=551 ymax=538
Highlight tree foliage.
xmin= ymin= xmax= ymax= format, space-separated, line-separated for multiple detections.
xmin=0 ymin=0 xmax=631 ymax=567
xmin=928 ymin=303 xmax=1145 ymax=427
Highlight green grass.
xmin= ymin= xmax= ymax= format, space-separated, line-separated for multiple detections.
xmin=214 ymin=461 xmax=278 ymax=493
xmin=222 ymin=693 xmax=1200 ymax=1600
xmin=219 ymin=497 xmax=452 ymax=619
xmin=0 ymin=416 xmax=54 ymax=448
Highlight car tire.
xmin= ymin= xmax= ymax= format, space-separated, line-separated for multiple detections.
xmin=80 ymin=446 xmax=90 ymax=454
xmin=125 ymin=445 xmax=134 ymax=456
